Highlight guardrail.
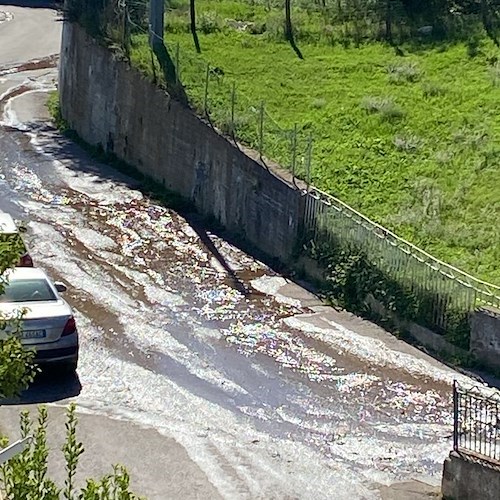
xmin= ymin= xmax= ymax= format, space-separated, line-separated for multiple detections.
xmin=453 ymin=381 xmax=500 ymax=465
xmin=303 ymin=186 xmax=500 ymax=333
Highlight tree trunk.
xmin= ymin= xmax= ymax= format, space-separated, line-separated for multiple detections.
xmin=284 ymin=0 xmax=304 ymax=59
xmin=190 ymin=0 xmax=201 ymax=53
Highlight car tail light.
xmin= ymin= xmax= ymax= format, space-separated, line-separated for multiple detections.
xmin=62 ymin=317 xmax=76 ymax=337
xmin=19 ymin=254 xmax=33 ymax=267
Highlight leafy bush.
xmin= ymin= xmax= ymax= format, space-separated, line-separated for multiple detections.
xmin=305 ymin=234 xmax=471 ymax=349
xmin=199 ymin=11 xmax=222 ymax=34
xmin=360 ymin=96 xmax=405 ymax=121
xmin=0 ymin=236 xmax=37 ymax=399
xmin=489 ymin=61 xmax=500 ymax=87
xmin=393 ymin=134 xmax=421 ymax=152
xmin=387 ymin=62 xmax=421 ymax=84
xmin=422 ymin=81 xmax=447 ymax=97
xmin=0 ymin=404 xmax=141 ymax=499
xmin=466 ymin=31 xmax=484 ymax=58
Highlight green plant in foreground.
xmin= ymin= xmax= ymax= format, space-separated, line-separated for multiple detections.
xmin=0 ymin=404 xmax=141 ymax=499
xmin=0 ymin=237 xmax=38 ymax=399
xmin=46 ymin=91 xmax=68 ymax=132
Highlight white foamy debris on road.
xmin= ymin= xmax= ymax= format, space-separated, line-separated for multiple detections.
xmin=284 ymin=314 xmax=473 ymax=386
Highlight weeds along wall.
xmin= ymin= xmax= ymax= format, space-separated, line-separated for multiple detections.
xmin=59 ymin=22 xmax=301 ymax=262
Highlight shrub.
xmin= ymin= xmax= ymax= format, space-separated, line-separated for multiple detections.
xmin=311 ymin=97 xmax=326 ymax=109
xmin=0 ymin=404 xmax=141 ymax=499
xmin=387 ymin=62 xmax=421 ymax=84
xmin=199 ymin=11 xmax=222 ymax=34
xmin=422 ymin=81 xmax=447 ymax=97
xmin=360 ymin=96 xmax=405 ymax=121
xmin=393 ymin=134 xmax=421 ymax=152
xmin=304 ymin=234 xmax=471 ymax=349
xmin=466 ymin=32 xmax=484 ymax=58
xmin=489 ymin=61 xmax=500 ymax=87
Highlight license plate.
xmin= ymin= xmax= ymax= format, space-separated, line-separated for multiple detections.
xmin=21 ymin=329 xmax=46 ymax=339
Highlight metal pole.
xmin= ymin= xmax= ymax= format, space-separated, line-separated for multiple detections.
xmin=258 ymin=101 xmax=264 ymax=158
xmin=230 ymin=82 xmax=236 ymax=138
xmin=148 ymin=0 xmax=156 ymax=47
xmin=203 ymin=64 xmax=210 ymax=115
xmin=453 ymin=380 xmax=459 ymax=451
xmin=291 ymin=123 xmax=297 ymax=178
xmin=306 ymin=133 xmax=313 ymax=190
xmin=175 ymin=42 xmax=180 ymax=86
xmin=122 ymin=3 xmax=127 ymax=50
xmin=149 ymin=0 xmax=164 ymax=49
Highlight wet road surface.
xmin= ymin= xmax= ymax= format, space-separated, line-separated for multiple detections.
xmin=0 ymin=5 xmax=479 ymax=499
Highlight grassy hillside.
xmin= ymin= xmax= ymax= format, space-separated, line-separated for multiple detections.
xmin=130 ymin=0 xmax=500 ymax=283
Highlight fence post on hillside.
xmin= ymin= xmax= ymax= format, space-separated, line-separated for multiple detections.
xmin=291 ymin=123 xmax=297 ymax=179
xmin=453 ymin=380 xmax=459 ymax=451
xmin=230 ymin=82 xmax=236 ymax=139
xmin=306 ymin=133 xmax=313 ymax=190
xmin=203 ymin=63 xmax=210 ymax=116
xmin=258 ymin=101 xmax=265 ymax=159
xmin=121 ymin=1 xmax=129 ymax=56
xmin=149 ymin=0 xmax=164 ymax=49
xmin=174 ymin=42 xmax=180 ymax=86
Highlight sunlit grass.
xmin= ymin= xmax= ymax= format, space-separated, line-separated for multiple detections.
xmin=130 ymin=1 xmax=500 ymax=284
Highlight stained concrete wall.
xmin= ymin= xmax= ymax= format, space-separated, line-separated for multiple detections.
xmin=59 ymin=22 xmax=301 ymax=262
xmin=442 ymin=452 xmax=500 ymax=500
xmin=470 ymin=307 xmax=500 ymax=372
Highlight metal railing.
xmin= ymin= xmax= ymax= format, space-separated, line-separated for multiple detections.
xmin=453 ymin=381 xmax=500 ymax=464
xmin=303 ymin=186 xmax=500 ymax=333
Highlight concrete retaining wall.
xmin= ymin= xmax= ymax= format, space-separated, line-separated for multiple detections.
xmin=470 ymin=307 xmax=500 ymax=372
xmin=442 ymin=452 xmax=500 ymax=500
xmin=59 ymin=22 xmax=301 ymax=262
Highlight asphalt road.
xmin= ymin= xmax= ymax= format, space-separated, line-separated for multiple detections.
xmin=0 ymin=4 xmax=478 ymax=499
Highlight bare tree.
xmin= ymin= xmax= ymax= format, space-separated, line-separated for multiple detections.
xmin=190 ymin=0 xmax=201 ymax=53
xmin=284 ymin=0 xmax=303 ymax=59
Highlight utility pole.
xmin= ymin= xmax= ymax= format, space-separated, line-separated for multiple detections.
xmin=149 ymin=0 xmax=164 ymax=49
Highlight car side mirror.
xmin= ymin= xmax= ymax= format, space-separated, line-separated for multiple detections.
xmin=55 ymin=282 xmax=67 ymax=293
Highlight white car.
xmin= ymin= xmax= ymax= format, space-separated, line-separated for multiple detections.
xmin=0 ymin=268 xmax=79 ymax=372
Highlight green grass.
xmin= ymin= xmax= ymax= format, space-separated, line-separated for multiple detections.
xmin=130 ymin=1 xmax=500 ymax=284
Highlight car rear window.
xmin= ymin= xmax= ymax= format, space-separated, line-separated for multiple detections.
xmin=0 ymin=279 xmax=57 ymax=303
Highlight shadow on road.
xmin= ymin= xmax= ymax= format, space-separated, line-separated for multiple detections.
xmin=0 ymin=366 xmax=81 ymax=405
xmin=28 ymin=124 xmax=280 ymax=291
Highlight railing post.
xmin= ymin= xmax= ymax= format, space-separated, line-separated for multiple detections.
xmin=291 ymin=123 xmax=297 ymax=178
xmin=258 ymin=101 xmax=264 ymax=159
xmin=175 ymin=42 xmax=180 ymax=86
xmin=306 ymin=133 xmax=313 ymax=191
xmin=453 ymin=380 xmax=459 ymax=452
xmin=230 ymin=82 xmax=236 ymax=139
xmin=203 ymin=63 xmax=210 ymax=116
